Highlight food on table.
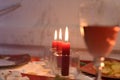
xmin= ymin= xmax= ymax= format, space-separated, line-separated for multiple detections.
xmin=102 ymin=60 xmax=120 ymax=78
xmin=0 ymin=71 xmax=29 ymax=80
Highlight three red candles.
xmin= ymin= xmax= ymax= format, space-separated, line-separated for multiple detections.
xmin=52 ymin=26 xmax=70 ymax=76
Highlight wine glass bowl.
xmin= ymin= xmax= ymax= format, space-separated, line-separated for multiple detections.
xmin=83 ymin=26 xmax=119 ymax=58
xmin=82 ymin=25 xmax=120 ymax=80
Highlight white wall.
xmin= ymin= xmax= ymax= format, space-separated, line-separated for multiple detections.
xmin=0 ymin=0 xmax=120 ymax=51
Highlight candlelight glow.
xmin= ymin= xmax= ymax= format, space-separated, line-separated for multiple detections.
xmin=100 ymin=57 xmax=105 ymax=61
xmin=114 ymin=26 xmax=120 ymax=32
xmin=80 ymin=19 xmax=88 ymax=27
xmin=65 ymin=26 xmax=69 ymax=41
xmin=107 ymin=38 xmax=116 ymax=46
xmin=59 ymin=28 xmax=62 ymax=40
xmin=99 ymin=57 xmax=105 ymax=70
xmin=106 ymin=27 xmax=120 ymax=48
xmin=99 ymin=62 xmax=105 ymax=70
xmin=101 ymin=62 xmax=105 ymax=67
xmin=80 ymin=27 xmax=84 ymax=37
xmin=80 ymin=20 xmax=88 ymax=37
xmin=54 ymin=30 xmax=57 ymax=40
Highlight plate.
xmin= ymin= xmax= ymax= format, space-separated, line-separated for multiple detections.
xmin=22 ymin=73 xmax=53 ymax=80
xmin=80 ymin=58 xmax=120 ymax=80
xmin=0 ymin=54 xmax=31 ymax=68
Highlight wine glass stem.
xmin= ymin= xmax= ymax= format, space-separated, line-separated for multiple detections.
xmin=95 ymin=67 xmax=102 ymax=80
xmin=94 ymin=57 xmax=103 ymax=80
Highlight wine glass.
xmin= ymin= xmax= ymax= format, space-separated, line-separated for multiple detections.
xmin=82 ymin=26 xmax=119 ymax=80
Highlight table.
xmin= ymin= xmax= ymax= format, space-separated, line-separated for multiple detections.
xmin=0 ymin=53 xmax=120 ymax=80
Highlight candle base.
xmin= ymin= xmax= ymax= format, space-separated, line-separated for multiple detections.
xmin=61 ymin=55 xmax=70 ymax=76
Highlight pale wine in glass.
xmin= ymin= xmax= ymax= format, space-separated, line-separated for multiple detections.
xmin=83 ymin=26 xmax=119 ymax=80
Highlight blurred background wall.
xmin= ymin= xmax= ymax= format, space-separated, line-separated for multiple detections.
xmin=0 ymin=0 xmax=120 ymax=55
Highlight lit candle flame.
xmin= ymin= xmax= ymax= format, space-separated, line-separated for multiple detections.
xmin=59 ymin=28 xmax=62 ymax=40
xmin=54 ymin=30 xmax=57 ymax=40
xmin=65 ymin=26 xmax=69 ymax=41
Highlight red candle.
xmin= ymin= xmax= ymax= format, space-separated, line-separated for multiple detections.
xmin=62 ymin=42 xmax=70 ymax=55
xmin=62 ymin=27 xmax=70 ymax=55
xmin=57 ymin=41 xmax=63 ymax=54
xmin=56 ymin=28 xmax=63 ymax=67
xmin=62 ymin=26 xmax=70 ymax=76
xmin=57 ymin=28 xmax=63 ymax=55
xmin=52 ymin=41 xmax=57 ymax=49
xmin=61 ymin=55 xmax=70 ymax=76
xmin=52 ymin=30 xmax=58 ymax=49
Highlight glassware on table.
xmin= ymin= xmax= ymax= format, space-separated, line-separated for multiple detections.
xmin=50 ymin=47 xmax=62 ymax=75
xmin=69 ymin=50 xmax=80 ymax=78
xmin=40 ymin=47 xmax=52 ymax=69
xmin=82 ymin=26 xmax=119 ymax=80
